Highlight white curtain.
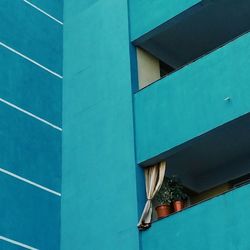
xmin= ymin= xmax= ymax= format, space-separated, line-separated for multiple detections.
xmin=137 ymin=161 xmax=166 ymax=230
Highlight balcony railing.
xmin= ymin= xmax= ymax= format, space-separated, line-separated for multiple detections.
xmin=141 ymin=183 xmax=250 ymax=250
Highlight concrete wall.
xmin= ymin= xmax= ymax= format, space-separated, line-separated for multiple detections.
xmin=62 ymin=1 xmax=140 ymax=249
xmin=0 ymin=1 xmax=62 ymax=249
xmin=142 ymin=184 xmax=250 ymax=250
xmin=135 ymin=32 xmax=250 ymax=163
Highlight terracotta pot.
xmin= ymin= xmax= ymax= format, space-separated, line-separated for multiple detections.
xmin=173 ymin=200 xmax=184 ymax=212
xmin=155 ymin=204 xmax=171 ymax=219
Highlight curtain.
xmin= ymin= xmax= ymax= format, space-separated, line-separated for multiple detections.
xmin=137 ymin=161 xmax=166 ymax=230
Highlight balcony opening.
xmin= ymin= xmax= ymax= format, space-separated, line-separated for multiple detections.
xmin=134 ymin=0 xmax=250 ymax=89
xmin=138 ymin=113 xmax=250 ymax=229
xmin=149 ymin=173 xmax=250 ymax=224
xmin=136 ymin=48 xmax=175 ymax=89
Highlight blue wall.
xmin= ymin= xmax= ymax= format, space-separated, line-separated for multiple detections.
xmin=0 ymin=1 xmax=62 ymax=249
xmin=135 ymin=32 xmax=250 ymax=163
xmin=30 ymin=0 xmax=63 ymax=21
xmin=0 ymin=174 xmax=60 ymax=250
xmin=142 ymin=184 xmax=250 ymax=250
xmin=61 ymin=0 xmax=140 ymax=249
xmin=0 ymin=0 xmax=62 ymax=75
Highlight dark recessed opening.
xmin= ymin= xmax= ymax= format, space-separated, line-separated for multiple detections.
xmin=160 ymin=61 xmax=175 ymax=78
xmin=134 ymin=0 xmax=250 ymax=89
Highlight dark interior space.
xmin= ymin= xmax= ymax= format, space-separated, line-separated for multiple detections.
xmin=166 ymin=113 xmax=250 ymax=193
xmin=160 ymin=61 xmax=175 ymax=77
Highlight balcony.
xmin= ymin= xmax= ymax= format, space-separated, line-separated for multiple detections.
xmin=141 ymin=184 xmax=250 ymax=250
xmin=133 ymin=0 xmax=250 ymax=89
xmin=129 ymin=0 xmax=200 ymax=40
xmin=134 ymin=31 xmax=250 ymax=165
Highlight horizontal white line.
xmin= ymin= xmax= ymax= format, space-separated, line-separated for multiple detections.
xmin=0 ymin=167 xmax=61 ymax=197
xmin=0 ymin=235 xmax=39 ymax=250
xmin=0 ymin=41 xmax=63 ymax=79
xmin=23 ymin=0 xmax=63 ymax=25
xmin=0 ymin=98 xmax=62 ymax=131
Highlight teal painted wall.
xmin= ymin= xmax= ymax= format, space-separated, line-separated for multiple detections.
xmin=0 ymin=0 xmax=62 ymax=249
xmin=0 ymin=174 xmax=60 ymax=250
xmin=129 ymin=0 xmax=200 ymax=40
xmin=30 ymin=0 xmax=63 ymax=21
xmin=2 ymin=1 xmax=249 ymax=249
xmin=0 ymin=0 xmax=62 ymax=75
xmin=0 ymin=45 xmax=62 ymax=126
xmin=135 ymin=32 xmax=250 ymax=163
xmin=62 ymin=0 xmax=140 ymax=249
xmin=142 ymin=184 xmax=250 ymax=250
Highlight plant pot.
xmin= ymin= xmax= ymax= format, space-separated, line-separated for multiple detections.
xmin=173 ymin=200 xmax=184 ymax=212
xmin=155 ymin=204 xmax=171 ymax=219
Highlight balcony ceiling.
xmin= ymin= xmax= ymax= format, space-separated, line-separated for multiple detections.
xmin=134 ymin=0 xmax=250 ymax=69
xmin=165 ymin=113 xmax=250 ymax=192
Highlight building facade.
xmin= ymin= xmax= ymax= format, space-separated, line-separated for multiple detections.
xmin=0 ymin=0 xmax=62 ymax=249
xmin=1 ymin=0 xmax=250 ymax=249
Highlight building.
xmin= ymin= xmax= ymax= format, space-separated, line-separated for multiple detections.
xmin=0 ymin=0 xmax=62 ymax=249
xmin=1 ymin=0 xmax=250 ymax=249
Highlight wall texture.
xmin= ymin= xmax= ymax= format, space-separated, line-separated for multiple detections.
xmin=0 ymin=1 xmax=62 ymax=249
xmin=62 ymin=0 xmax=140 ymax=249
xmin=142 ymin=184 xmax=250 ymax=250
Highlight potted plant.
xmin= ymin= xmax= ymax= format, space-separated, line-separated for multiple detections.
xmin=154 ymin=177 xmax=172 ymax=218
xmin=170 ymin=176 xmax=188 ymax=212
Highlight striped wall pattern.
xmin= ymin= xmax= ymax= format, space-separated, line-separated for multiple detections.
xmin=0 ymin=0 xmax=62 ymax=249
